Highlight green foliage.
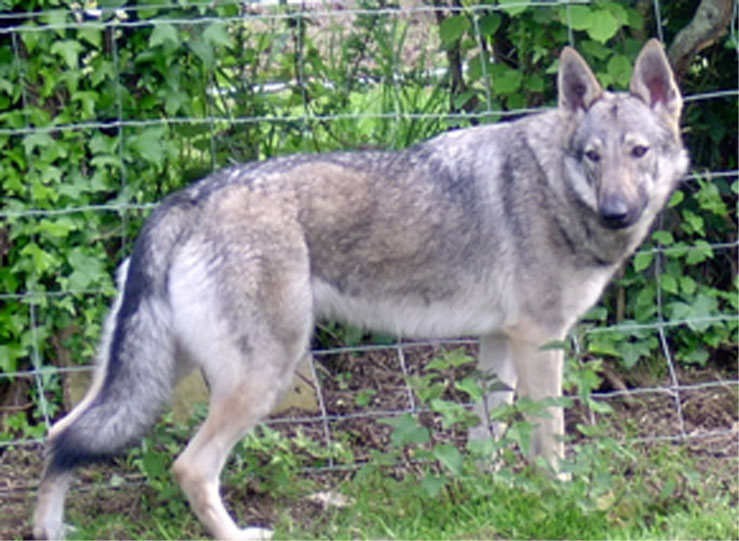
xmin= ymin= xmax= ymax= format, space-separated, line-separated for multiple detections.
xmin=377 ymin=349 xmax=563 ymax=488
xmin=303 ymin=452 xmax=735 ymax=539
xmin=231 ymin=423 xmax=354 ymax=495
xmin=0 ymin=1 xmax=735 ymax=448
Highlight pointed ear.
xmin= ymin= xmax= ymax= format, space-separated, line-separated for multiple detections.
xmin=630 ymin=38 xmax=682 ymax=127
xmin=558 ymin=46 xmax=603 ymax=113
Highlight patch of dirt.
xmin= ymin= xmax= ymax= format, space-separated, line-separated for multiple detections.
xmin=0 ymin=445 xmax=40 ymax=540
xmin=2 ymin=343 xmax=737 ymax=540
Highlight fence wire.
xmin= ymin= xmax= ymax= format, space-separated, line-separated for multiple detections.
xmin=0 ymin=0 xmax=736 ymax=474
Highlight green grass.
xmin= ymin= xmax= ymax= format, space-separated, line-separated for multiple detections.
xmin=274 ymin=444 xmax=737 ymax=540
xmin=60 ymin=432 xmax=736 ymax=540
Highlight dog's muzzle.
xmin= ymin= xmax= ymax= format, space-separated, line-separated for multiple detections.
xmin=598 ymin=194 xmax=640 ymax=229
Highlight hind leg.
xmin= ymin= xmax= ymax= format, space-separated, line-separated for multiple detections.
xmin=172 ymin=369 xmax=291 ymax=540
xmin=166 ymin=210 xmax=318 ymax=539
xmin=168 ymin=241 xmax=312 ymax=539
xmin=33 ymin=470 xmax=72 ymax=540
xmin=171 ymin=318 xmax=311 ymax=541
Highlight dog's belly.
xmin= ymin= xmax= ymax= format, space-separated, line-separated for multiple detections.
xmin=311 ymin=277 xmax=510 ymax=338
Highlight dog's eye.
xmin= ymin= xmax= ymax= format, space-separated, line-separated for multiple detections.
xmin=584 ymin=149 xmax=601 ymax=162
xmin=631 ymin=145 xmax=649 ymax=158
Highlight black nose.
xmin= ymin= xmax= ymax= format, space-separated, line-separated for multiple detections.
xmin=599 ymin=195 xmax=632 ymax=229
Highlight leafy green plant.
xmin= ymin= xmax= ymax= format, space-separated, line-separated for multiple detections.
xmin=374 ymin=349 xmax=547 ymax=494
xmin=228 ymin=423 xmax=354 ymax=496
xmin=0 ymin=0 xmax=734 ymax=468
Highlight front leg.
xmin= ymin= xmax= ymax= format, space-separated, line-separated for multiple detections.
xmin=469 ymin=333 xmax=517 ymax=442
xmin=507 ymin=326 xmax=566 ymax=469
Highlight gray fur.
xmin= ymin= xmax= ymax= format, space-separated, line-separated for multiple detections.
xmin=34 ymin=39 xmax=688 ymax=540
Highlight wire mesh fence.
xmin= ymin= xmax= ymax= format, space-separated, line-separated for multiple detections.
xmin=0 ymin=0 xmax=736 ymax=484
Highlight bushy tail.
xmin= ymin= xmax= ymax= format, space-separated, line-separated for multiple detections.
xmin=44 ymin=197 xmax=192 ymax=475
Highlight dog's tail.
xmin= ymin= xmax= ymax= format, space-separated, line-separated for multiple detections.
xmin=44 ymin=197 xmax=193 ymax=475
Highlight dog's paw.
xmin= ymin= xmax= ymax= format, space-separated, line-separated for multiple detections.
xmin=33 ymin=522 xmax=75 ymax=540
xmin=237 ymin=526 xmax=274 ymax=541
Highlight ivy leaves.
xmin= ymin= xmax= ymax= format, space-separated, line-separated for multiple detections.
xmin=566 ymin=3 xmax=632 ymax=44
xmin=436 ymin=1 xmax=649 ymax=114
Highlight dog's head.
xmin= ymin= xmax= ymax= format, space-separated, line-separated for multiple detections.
xmin=559 ymin=39 xmax=689 ymax=230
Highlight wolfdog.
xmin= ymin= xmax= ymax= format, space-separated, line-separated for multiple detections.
xmin=34 ymin=39 xmax=687 ymax=540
